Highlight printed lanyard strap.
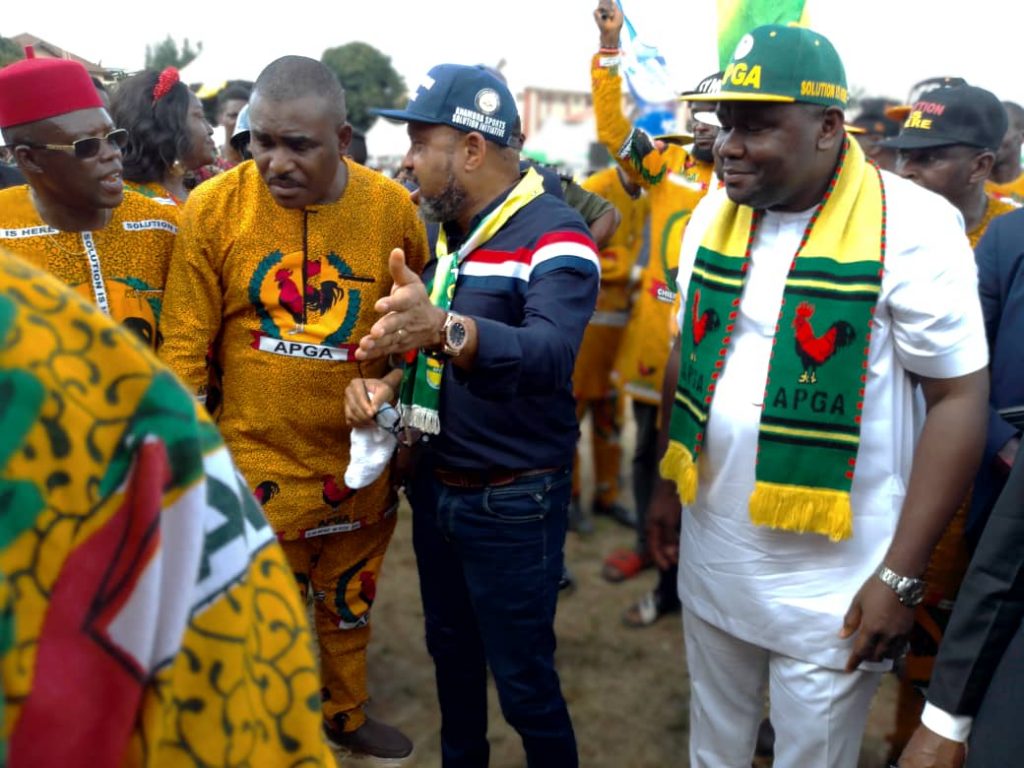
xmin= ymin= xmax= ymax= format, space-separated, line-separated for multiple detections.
xmin=81 ymin=232 xmax=110 ymax=315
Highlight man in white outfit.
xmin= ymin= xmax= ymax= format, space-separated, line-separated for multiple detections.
xmin=648 ymin=24 xmax=990 ymax=768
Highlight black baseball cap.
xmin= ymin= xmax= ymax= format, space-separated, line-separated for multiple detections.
xmin=882 ymin=84 xmax=1008 ymax=151
xmin=682 ymin=72 xmax=724 ymax=127
xmin=373 ymin=63 xmax=522 ymax=149
xmin=885 ymin=77 xmax=967 ymax=122
xmin=850 ymin=112 xmax=900 ymax=138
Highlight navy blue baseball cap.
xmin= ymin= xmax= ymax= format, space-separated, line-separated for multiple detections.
xmin=373 ymin=63 xmax=523 ymax=148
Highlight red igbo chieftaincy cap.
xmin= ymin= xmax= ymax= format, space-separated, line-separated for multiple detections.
xmin=0 ymin=47 xmax=103 ymax=130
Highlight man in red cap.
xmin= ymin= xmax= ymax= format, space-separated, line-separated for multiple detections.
xmin=0 ymin=49 xmax=176 ymax=349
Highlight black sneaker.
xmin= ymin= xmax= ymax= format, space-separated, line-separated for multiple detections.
xmin=324 ymin=715 xmax=413 ymax=762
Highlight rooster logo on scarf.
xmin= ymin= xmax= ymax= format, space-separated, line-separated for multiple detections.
xmin=792 ymin=302 xmax=856 ymax=384
xmin=689 ymin=289 xmax=721 ymax=361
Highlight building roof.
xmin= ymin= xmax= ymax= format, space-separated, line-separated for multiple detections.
xmin=10 ymin=33 xmax=112 ymax=77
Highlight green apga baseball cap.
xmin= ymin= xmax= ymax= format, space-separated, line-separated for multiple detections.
xmin=683 ymin=24 xmax=848 ymax=108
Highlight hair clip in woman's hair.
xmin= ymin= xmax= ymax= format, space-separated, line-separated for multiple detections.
xmin=152 ymin=67 xmax=180 ymax=104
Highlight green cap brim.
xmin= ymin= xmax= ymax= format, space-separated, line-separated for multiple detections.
xmin=682 ymin=91 xmax=796 ymax=104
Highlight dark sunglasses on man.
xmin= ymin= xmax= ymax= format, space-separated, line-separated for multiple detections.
xmin=17 ymin=128 xmax=129 ymax=160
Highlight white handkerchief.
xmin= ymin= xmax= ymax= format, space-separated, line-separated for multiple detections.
xmin=344 ymin=406 xmax=399 ymax=489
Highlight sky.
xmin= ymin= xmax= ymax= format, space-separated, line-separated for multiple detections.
xmin=4 ymin=0 xmax=1021 ymax=109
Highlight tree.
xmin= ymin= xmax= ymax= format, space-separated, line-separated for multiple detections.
xmin=144 ymin=36 xmax=202 ymax=71
xmin=0 ymin=34 xmax=22 ymax=67
xmin=321 ymin=42 xmax=406 ymax=133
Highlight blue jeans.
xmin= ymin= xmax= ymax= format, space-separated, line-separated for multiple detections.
xmin=409 ymin=463 xmax=578 ymax=768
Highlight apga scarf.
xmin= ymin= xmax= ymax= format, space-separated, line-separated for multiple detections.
xmin=660 ymin=137 xmax=886 ymax=541
xmin=399 ymin=168 xmax=546 ymax=434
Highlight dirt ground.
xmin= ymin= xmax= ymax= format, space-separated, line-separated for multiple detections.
xmin=358 ymin=414 xmax=902 ymax=768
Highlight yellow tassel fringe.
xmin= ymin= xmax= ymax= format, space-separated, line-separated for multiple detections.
xmin=749 ymin=481 xmax=853 ymax=542
xmin=659 ymin=441 xmax=698 ymax=505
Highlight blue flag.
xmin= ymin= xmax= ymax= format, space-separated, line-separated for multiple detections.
xmin=615 ymin=0 xmax=678 ymax=106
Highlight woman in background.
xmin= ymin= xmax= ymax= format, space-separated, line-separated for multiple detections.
xmin=111 ymin=67 xmax=216 ymax=205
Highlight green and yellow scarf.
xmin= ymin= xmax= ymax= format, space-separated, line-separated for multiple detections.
xmin=660 ymin=138 xmax=886 ymax=541
xmin=399 ymin=167 xmax=545 ymax=434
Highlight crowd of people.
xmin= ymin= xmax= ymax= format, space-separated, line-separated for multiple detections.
xmin=0 ymin=2 xmax=1022 ymax=766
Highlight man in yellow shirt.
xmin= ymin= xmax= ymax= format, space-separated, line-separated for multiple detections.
xmin=987 ymin=100 xmax=1024 ymax=205
xmin=0 ymin=247 xmax=333 ymax=767
xmin=591 ymin=0 xmax=718 ymax=622
xmin=160 ymin=55 xmax=428 ymax=761
xmin=888 ymin=85 xmax=1016 ymax=247
xmin=0 ymin=50 xmax=176 ymax=352
xmin=571 ymin=165 xmax=648 ymax=533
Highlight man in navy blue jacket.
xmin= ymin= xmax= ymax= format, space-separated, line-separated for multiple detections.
xmin=899 ymin=458 xmax=1024 ymax=768
xmin=347 ymin=64 xmax=599 ymax=768
xmin=968 ymin=207 xmax=1024 ymax=545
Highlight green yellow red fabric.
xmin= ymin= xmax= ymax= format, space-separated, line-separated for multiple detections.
xmin=0 ymin=248 xmax=333 ymax=766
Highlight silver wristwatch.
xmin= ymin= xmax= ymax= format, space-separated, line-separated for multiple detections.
xmin=875 ymin=565 xmax=926 ymax=607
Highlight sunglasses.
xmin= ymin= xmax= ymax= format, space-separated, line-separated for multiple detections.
xmin=20 ymin=128 xmax=129 ymax=160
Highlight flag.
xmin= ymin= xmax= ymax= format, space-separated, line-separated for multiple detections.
xmin=615 ymin=0 xmax=678 ymax=106
xmin=717 ymin=0 xmax=809 ymax=69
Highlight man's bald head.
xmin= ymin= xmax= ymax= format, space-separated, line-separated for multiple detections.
xmin=252 ymin=56 xmax=347 ymax=126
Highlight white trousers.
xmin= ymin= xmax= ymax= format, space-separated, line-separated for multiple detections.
xmin=682 ymin=607 xmax=882 ymax=768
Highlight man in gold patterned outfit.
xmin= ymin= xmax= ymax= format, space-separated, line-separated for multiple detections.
xmin=160 ymin=56 xmax=428 ymax=761
xmin=0 ymin=50 xmax=176 ymax=352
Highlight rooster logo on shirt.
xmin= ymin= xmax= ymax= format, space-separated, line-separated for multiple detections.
xmin=248 ymin=249 xmax=367 ymax=349
xmin=274 ymin=260 xmax=346 ymax=324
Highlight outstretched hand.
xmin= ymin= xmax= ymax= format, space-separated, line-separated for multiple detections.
xmin=355 ymin=248 xmax=444 ymax=361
